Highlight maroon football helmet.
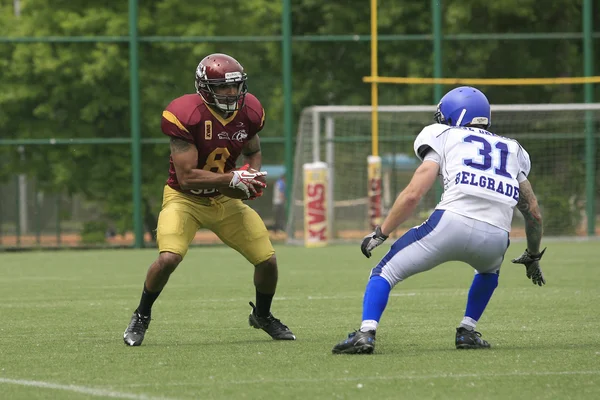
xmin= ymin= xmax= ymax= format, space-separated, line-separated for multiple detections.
xmin=195 ymin=53 xmax=248 ymax=113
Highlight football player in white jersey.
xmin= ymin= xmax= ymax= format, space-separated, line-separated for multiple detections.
xmin=332 ymin=86 xmax=546 ymax=354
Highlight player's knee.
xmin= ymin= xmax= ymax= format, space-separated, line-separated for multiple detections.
xmin=254 ymin=254 xmax=277 ymax=276
xmin=378 ymin=270 xmax=401 ymax=288
xmin=475 ymin=272 xmax=499 ymax=289
xmin=255 ymin=255 xmax=277 ymax=272
xmin=157 ymin=251 xmax=182 ymax=273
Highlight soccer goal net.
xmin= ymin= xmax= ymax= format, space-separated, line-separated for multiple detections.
xmin=287 ymin=104 xmax=600 ymax=244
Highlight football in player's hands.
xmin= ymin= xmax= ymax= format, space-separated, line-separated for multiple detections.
xmin=243 ymin=166 xmax=267 ymax=198
xmin=246 ymin=167 xmax=267 ymax=188
xmin=219 ymin=165 xmax=267 ymax=200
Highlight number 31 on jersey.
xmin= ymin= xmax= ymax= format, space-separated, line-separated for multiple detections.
xmin=463 ymin=135 xmax=512 ymax=178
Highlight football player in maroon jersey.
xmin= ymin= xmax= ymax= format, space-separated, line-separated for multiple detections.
xmin=124 ymin=53 xmax=295 ymax=346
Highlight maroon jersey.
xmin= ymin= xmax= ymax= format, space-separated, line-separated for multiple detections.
xmin=161 ymin=93 xmax=265 ymax=197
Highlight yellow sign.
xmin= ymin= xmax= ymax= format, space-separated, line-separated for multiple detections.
xmin=367 ymin=155 xmax=382 ymax=229
xmin=303 ymin=162 xmax=328 ymax=247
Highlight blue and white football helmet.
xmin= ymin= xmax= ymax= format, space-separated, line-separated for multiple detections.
xmin=434 ymin=86 xmax=491 ymax=129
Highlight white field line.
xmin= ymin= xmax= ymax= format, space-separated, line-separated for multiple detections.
xmin=126 ymin=370 xmax=600 ymax=387
xmin=2 ymin=370 xmax=598 ymax=395
xmin=0 ymin=377 xmax=180 ymax=400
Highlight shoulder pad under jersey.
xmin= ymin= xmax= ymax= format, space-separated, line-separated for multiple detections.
xmin=413 ymin=123 xmax=451 ymax=161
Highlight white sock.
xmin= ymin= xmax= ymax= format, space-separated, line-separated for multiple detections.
xmin=460 ymin=317 xmax=477 ymax=331
xmin=360 ymin=320 xmax=378 ymax=332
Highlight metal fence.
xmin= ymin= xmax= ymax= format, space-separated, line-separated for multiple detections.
xmin=0 ymin=0 xmax=597 ymax=248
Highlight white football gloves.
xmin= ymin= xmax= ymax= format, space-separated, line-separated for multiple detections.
xmin=360 ymin=225 xmax=388 ymax=258
xmin=229 ymin=165 xmax=267 ymax=199
xmin=511 ymin=247 xmax=547 ymax=286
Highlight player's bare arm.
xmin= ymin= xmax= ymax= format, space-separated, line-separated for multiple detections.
xmin=170 ymin=138 xmax=231 ymax=190
xmin=516 ymin=179 xmax=543 ymax=254
xmin=380 ymin=161 xmax=440 ymax=236
xmin=242 ymin=135 xmax=262 ymax=170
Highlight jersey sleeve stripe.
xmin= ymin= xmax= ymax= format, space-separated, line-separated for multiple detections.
xmin=162 ymin=110 xmax=190 ymax=133
xmin=259 ymin=108 xmax=266 ymax=128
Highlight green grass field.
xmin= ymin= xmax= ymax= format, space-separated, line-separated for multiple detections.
xmin=1 ymin=241 xmax=599 ymax=399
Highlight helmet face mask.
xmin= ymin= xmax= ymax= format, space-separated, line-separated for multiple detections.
xmin=195 ymin=54 xmax=248 ymax=113
xmin=434 ymin=102 xmax=446 ymax=124
xmin=434 ymin=86 xmax=491 ymax=129
xmin=205 ymin=81 xmax=247 ymax=113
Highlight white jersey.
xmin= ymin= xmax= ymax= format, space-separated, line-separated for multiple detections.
xmin=413 ymin=123 xmax=531 ymax=232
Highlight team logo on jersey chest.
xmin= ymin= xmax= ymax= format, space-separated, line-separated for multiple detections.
xmin=232 ymin=129 xmax=247 ymax=142
xmin=214 ymin=129 xmax=247 ymax=142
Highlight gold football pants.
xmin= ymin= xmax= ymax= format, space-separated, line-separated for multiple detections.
xmin=156 ymin=185 xmax=275 ymax=265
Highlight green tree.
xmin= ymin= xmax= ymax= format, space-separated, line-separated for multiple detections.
xmin=0 ymin=0 xmax=597 ymax=238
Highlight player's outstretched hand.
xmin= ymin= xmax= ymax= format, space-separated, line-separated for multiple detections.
xmin=360 ymin=226 xmax=388 ymax=258
xmin=229 ymin=164 xmax=267 ymax=199
xmin=511 ymin=247 xmax=547 ymax=286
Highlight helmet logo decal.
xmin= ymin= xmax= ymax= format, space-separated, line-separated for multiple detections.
xmin=197 ymin=64 xmax=207 ymax=79
xmin=471 ymin=117 xmax=489 ymax=125
xmin=224 ymin=71 xmax=243 ymax=82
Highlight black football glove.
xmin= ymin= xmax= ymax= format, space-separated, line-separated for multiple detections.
xmin=361 ymin=226 xmax=388 ymax=258
xmin=511 ymin=247 xmax=547 ymax=286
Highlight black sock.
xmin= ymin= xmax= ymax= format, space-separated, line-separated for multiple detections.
xmin=255 ymin=290 xmax=274 ymax=317
xmin=137 ymin=284 xmax=162 ymax=317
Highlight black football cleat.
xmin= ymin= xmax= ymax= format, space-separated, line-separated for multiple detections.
xmin=248 ymin=302 xmax=296 ymax=340
xmin=332 ymin=330 xmax=376 ymax=354
xmin=455 ymin=327 xmax=491 ymax=349
xmin=123 ymin=310 xmax=151 ymax=346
